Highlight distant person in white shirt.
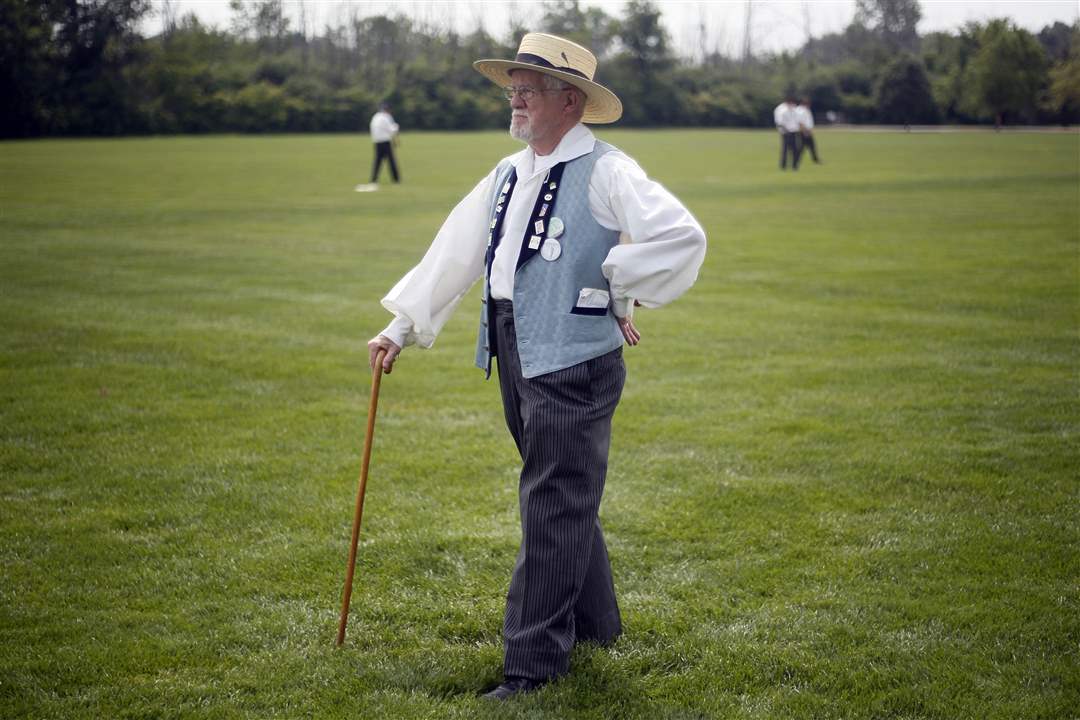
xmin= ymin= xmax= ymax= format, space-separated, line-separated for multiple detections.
xmin=357 ymin=102 xmax=399 ymax=192
xmin=366 ymin=33 xmax=705 ymax=701
xmin=795 ymin=97 xmax=822 ymax=165
xmin=773 ymin=94 xmax=802 ymax=170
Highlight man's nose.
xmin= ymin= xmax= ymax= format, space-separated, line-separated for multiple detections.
xmin=510 ymin=94 xmax=526 ymax=109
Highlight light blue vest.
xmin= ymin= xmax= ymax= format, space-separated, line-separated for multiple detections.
xmin=475 ymin=142 xmax=623 ymax=379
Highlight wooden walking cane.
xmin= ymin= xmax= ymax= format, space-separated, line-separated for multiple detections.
xmin=336 ymin=347 xmax=387 ymax=646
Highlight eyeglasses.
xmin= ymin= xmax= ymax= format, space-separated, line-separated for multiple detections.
xmin=502 ymin=86 xmax=568 ymax=101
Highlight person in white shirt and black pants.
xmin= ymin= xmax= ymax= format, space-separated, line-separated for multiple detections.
xmin=369 ymin=102 xmax=400 ymax=185
xmin=796 ymin=97 xmax=822 ymax=165
xmin=773 ymin=94 xmax=802 ymax=170
xmin=366 ymin=33 xmax=706 ymax=701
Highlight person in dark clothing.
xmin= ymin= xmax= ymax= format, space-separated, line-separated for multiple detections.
xmin=774 ymin=94 xmax=801 ymax=171
xmin=796 ymin=98 xmax=822 ymax=165
xmin=357 ymin=102 xmax=400 ymax=191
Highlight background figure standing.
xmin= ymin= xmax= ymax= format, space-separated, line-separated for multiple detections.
xmin=774 ymin=94 xmax=801 ymax=171
xmin=357 ymin=102 xmax=400 ymax=192
xmin=796 ymin=98 xmax=822 ymax=165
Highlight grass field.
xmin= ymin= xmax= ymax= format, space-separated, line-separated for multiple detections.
xmin=1 ymin=128 xmax=1078 ymax=719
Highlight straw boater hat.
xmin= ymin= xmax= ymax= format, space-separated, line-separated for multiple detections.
xmin=473 ymin=33 xmax=623 ymax=124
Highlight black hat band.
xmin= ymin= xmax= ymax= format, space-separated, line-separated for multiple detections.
xmin=514 ymin=53 xmax=589 ymax=80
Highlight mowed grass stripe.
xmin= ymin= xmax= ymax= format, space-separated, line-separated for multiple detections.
xmin=1 ymin=129 xmax=1077 ymax=719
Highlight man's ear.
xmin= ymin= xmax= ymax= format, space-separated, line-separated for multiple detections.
xmin=564 ymin=88 xmax=583 ymax=116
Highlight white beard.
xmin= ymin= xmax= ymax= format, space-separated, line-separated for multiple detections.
xmin=509 ymin=115 xmax=532 ymax=142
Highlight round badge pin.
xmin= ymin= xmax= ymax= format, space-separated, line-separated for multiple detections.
xmin=547 ymin=216 xmax=565 ymax=239
xmin=540 ymin=238 xmax=562 ymax=261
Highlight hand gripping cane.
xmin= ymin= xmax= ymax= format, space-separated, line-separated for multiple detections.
xmin=336 ymin=348 xmax=387 ymax=646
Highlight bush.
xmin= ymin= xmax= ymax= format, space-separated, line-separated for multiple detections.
xmin=223 ymin=82 xmax=287 ymax=132
xmin=876 ymin=55 xmax=940 ymax=124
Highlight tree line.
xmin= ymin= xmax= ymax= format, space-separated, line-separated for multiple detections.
xmin=2 ymin=0 xmax=1078 ymax=138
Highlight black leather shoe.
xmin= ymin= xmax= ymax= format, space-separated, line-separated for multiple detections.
xmin=481 ymin=676 xmax=545 ymax=700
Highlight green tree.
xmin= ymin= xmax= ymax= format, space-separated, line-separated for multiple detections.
xmin=920 ymin=29 xmax=979 ymax=122
xmin=1037 ymin=21 xmax=1076 ymax=63
xmin=139 ymin=15 xmax=234 ymax=133
xmin=1047 ymin=27 xmax=1080 ymax=121
xmin=540 ymin=1 xmax=617 ymax=58
xmin=0 ymin=0 xmax=56 ymax=136
xmin=608 ymin=0 xmax=680 ymax=125
xmin=53 ymin=0 xmax=152 ymax=134
xmin=352 ymin=14 xmax=412 ymax=91
xmin=964 ymin=19 xmax=1048 ymax=126
xmin=229 ymin=0 xmax=289 ymax=50
xmin=224 ymin=81 xmax=287 ymax=131
xmin=855 ymin=0 xmax=922 ymax=52
xmin=875 ymin=54 xmax=938 ymax=123
xmin=803 ymin=22 xmax=890 ymax=67
xmin=616 ymin=0 xmax=670 ymax=72
xmin=7 ymin=0 xmax=1064 ymax=135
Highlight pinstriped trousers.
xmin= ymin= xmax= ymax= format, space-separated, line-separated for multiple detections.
xmin=492 ymin=300 xmax=625 ymax=681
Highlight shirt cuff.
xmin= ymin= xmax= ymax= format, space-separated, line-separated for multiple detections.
xmin=611 ymin=296 xmax=633 ymax=319
xmin=380 ymin=315 xmax=412 ymax=349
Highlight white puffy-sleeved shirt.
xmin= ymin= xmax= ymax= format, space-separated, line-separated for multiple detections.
xmin=370 ymin=111 xmax=399 ymax=143
xmin=379 ymin=123 xmax=706 ymax=350
xmin=795 ymin=105 xmax=815 ymax=131
xmin=774 ymin=102 xmax=800 ymax=133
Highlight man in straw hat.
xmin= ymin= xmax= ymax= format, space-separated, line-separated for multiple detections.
xmin=367 ymin=33 xmax=706 ymax=700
